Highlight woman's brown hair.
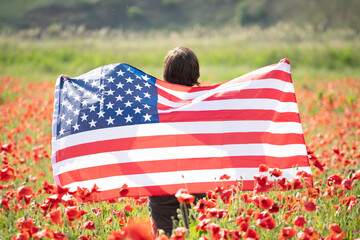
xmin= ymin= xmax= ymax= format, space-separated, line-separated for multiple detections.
xmin=163 ymin=47 xmax=200 ymax=87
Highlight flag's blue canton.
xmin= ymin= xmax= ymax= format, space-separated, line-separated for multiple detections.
xmin=55 ymin=63 xmax=159 ymax=139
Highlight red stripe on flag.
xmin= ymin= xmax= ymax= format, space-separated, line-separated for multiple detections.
xmin=159 ymin=110 xmax=300 ymax=123
xmin=229 ymin=70 xmax=292 ymax=84
xmin=55 ymin=132 xmax=305 ymax=162
xmin=57 ymin=155 xmax=310 ymax=186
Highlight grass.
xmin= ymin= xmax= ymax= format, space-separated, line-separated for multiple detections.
xmin=1 ymin=25 xmax=359 ymax=88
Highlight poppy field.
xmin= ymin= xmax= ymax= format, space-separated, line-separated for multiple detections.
xmin=0 ymin=65 xmax=359 ymax=240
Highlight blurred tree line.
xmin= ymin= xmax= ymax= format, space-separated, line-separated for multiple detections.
xmin=0 ymin=0 xmax=359 ymax=32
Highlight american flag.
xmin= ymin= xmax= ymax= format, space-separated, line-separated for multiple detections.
xmin=51 ymin=59 xmax=311 ymax=201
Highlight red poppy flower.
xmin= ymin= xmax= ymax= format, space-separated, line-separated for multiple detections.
xmin=258 ymin=164 xmax=269 ymax=172
xmin=220 ymin=189 xmax=232 ymax=204
xmin=16 ymin=186 xmax=33 ymax=202
xmin=42 ymin=180 xmax=56 ymax=194
xmin=270 ymin=168 xmax=282 ymax=177
xmin=1 ymin=166 xmax=16 ymax=181
xmin=329 ymin=223 xmax=343 ymax=234
xmin=243 ymin=228 xmax=259 ymax=240
xmin=65 ymin=206 xmax=80 ymax=222
xmin=124 ymin=204 xmax=133 ymax=212
xmin=207 ymin=190 xmax=218 ymax=200
xmin=119 ymin=184 xmax=129 ymax=197
xmin=297 ymin=231 xmax=311 ymax=240
xmin=253 ymin=177 xmax=273 ymax=194
xmin=339 ymin=195 xmax=355 ymax=206
xmin=253 ymin=210 xmax=269 ymax=220
xmin=91 ymin=183 xmax=99 ymax=193
xmin=170 ymin=227 xmax=187 ymax=240
xmin=313 ymin=160 xmax=325 ymax=172
xmin=16 ymin=217 xmax=34 ymax=231
xmin=205 ymin=223 xmax=220 ymax=240
xmin=214 ymin=186 xmax=224 ymax=194
xmin=48 ymin=208 xmax=62 ymax=226
xmin=254 ymin=175 xmax=269 ymax=187
xmin=1 ymin=143 xmax=13 ymax=153
xmin=32 ymin=228 xmax=54 ymax=239
xmin=83 ymin=221 xmax=95 ymax=230
xmin=238 ymin=221 xmax=249 ymax=232
xmin=304 ymin=201 xmax=317 ymax=212
xmin=175 ymin=188 xmax=195 ymax=204
xmin=56 ymin=185 xmax=69 ymax=196
xmin=289 ymin=178 xmax=303 ymax=190
xmin=195 ymin=218 xmax=211 ymax=231
xmin=341 ymin=179 xmax=353 ymax=190
xmin=79 ymin=235 xmax=91 ymax=240
xmin=293 ymin=215 xmax=307 ymax=228
xmin=259 ymin=196 xmax=274 ymax=210
xmin=278 ymin=227 xmax=298 ymax=240
xmin=52 ymin=231 xmax=66 ymax=240
xmin=206 ymin=207 xmax=227 ymax=219
xmin=240 ymin=193 xmax=253 ymax=203
xmin=327 ymin=175 xmax=343 ymax=186
xmin=269 ymin=202 xmax=280 ymax=213
xmin=194 ymin=199 xmax=207 ymax=213
xmin=206 ymin=200 xmax=217 ymax=209
xmin=76 ymin=186 xmax=93 ymax=202
xmin=296 ymin=171 xmax=313 ymax=178
xmin=11 ymin=232 xmax=30 ymax=240
xmin=219 ymin=174 xmax=231 ymax=180
xmin=256 ymin=215 xmax=276 ymax=230
xmin=303 ymin=228 xmax=319 ymax=240
xmin=351 ymin=170 xmax=360 ymax=180
xmin=155 ymin=234 xmax=169 ymax=240
xmin=65 ymin=206 xmax=87 ymax=222
xmin=107 ymin=230 xmax=128 ymax=240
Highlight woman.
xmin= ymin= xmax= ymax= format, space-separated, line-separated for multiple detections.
xmin=148 ymin=47 xmax=206 ymax=236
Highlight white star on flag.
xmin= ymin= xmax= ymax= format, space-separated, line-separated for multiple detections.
xmin=117 ymin=70 xmax=125 ymax=76
xmin=143 ymin=113 xmax=151 ymax=121
xmin=89 ymin=119 xmax=97 ymax=128
xmin=134 ymin=107 xmax=141 ymax=114
xmin=106 ymin=102 xmax=114 ymax=109
xmin=81 ymin=113 xmax=88 ymax=121
xmin=106 ymin=117 xmax=115 ymax=125
xmin=115 ymin=108 xmax=124 ymax=116
xmin=125 ymin=115 xmax=133 ymax=123
xmin=73 ymin=123 xmax=80 ymax=131
xmin=124 ymin=100 xmax=133 ymax=107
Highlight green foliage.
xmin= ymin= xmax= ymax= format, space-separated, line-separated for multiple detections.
xmin=1 ymin=0 xmax=360 ymax=31
xmin=235 ymin=0 xmax=267 ymax=25
xmin=126 ymin=6 xmax=144 ymax=20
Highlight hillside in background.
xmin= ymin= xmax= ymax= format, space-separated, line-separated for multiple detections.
xmin=1 ymin=0 xmax=360 ymax=32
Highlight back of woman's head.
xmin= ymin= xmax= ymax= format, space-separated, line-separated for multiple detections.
xmin=163 ymin=47 xmax=200 ymax=87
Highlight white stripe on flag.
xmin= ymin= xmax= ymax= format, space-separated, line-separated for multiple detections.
xmin=157 ymin=98 xmax=299 ymax=113
xmin=54 ymin=121 xmax=304 ymax=150
xmin=52 ymin=143 xmax=307 ymax=175
xmin=228 ymin=63 xmax=291 ymax=83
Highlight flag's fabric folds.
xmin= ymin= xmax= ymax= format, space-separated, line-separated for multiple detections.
xmin=52 ymin=59 xmax=311 ymax=200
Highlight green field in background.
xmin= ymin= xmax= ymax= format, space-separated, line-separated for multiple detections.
xmin=1 ymin=27 xmax=359 ymax=89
